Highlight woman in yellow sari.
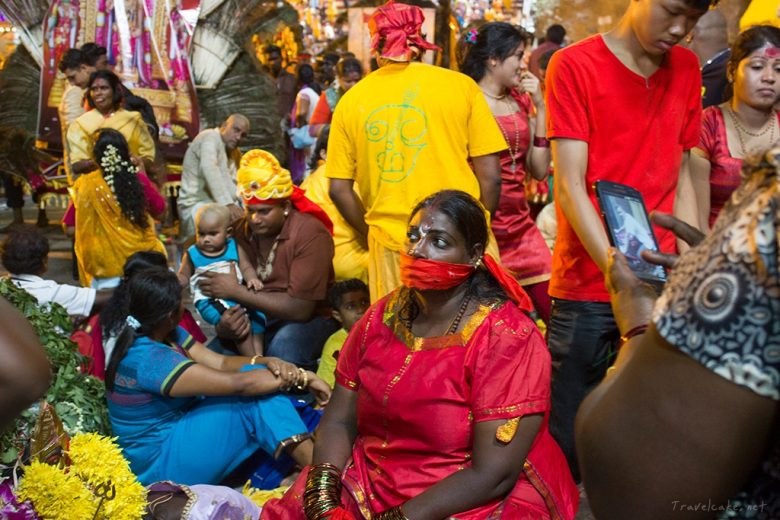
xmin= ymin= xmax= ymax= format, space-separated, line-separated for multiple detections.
xmin=71 ymin=128 xmax=166 ymax=288
xmin=66 ymin=70 xmax=156 ymax=179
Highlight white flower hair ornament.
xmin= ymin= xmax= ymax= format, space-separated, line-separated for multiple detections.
xmin=98 ymin=144 xmax=138 ymax=193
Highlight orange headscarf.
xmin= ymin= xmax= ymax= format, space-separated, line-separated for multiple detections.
xmin=368 ymin=1 xmax=440 ymax=61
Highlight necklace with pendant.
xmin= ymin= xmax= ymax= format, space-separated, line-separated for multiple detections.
xmin=256 ymin=236 xmax=280 ymax=281
xmin=495 ymin=97 xmax=522 ymax=173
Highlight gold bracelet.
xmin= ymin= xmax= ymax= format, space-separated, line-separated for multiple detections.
xmin=295 ymin=367 xmax=308 ymax=391
xmin=250 ymin=355 xmax=262 ymax=365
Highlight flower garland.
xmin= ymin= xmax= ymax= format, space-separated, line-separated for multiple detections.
xmin=98 ymin=144 xmax=137 ymax=194
xmin=11 ymin=433 xmax=147 ymax=520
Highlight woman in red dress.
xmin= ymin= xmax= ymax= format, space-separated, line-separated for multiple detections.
xmin=692 ymin=25 xmax=780 ymax=230
xmin=459 ymin=22 xmax=553 ymax=323
xmin=261 ymin=190 xmax=577 ymax=520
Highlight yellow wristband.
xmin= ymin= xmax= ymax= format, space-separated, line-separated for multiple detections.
xmin=250 ymin=355 xmax=262 ymax=365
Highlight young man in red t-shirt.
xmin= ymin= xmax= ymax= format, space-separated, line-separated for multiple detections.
xmin=544 ymin=0 xmax=715 ymax=481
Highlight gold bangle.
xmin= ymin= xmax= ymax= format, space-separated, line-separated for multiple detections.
xmin=250 ymin=355 xmax=262 ymax=365
xmin=296 ymin=367 xmax=308 ymax=391
xmin=303 ymin=463 xmax=342 ymax=520
xmin=376 ymin=506 xmax=410 ymax=520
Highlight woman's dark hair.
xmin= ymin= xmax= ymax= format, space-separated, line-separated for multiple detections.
xmin=93 ymin=128 xmax=149 ymax=229
xmin=308 ymin=125 xmax=330 ymax=171
xmin=99 ymin=251 xmax=169 ymax=337
xmin=458 ymin=22 xmax=529 ymax=83
xmin=1 ymin=228 xmax=49 ymax=275
xmin=86 ymin=69 xmax=123 ymax=110
xmin=297 ymin=63 xmax=322 ymax=95
xmin=336 ymin=57 xmax=364 ymax=79
xmin=727 ymin=25 xmax=780 ymax=82
xmin=399 ymin=190 xmax=508 ymax=325
xmin=105 ymin=267 xmax=182 ymax=391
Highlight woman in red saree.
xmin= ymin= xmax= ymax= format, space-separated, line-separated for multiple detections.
xmin=459 ymin=23 xmax=553 ymax=324
xmin=262 ymin=190 xmax=577 ymax=519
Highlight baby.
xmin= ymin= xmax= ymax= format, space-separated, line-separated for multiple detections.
xmin=178 ymin=204 xmax=265 ymax=356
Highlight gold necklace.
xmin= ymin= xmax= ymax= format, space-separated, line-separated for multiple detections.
xmin=726 ymin=107 xmax=777 ymax=157
xmin=480 ymin=87 xmax=506 ymax=100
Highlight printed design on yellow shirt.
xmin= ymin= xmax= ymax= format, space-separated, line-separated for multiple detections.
xmin=365 ymin=86 xmax=428 ymax=183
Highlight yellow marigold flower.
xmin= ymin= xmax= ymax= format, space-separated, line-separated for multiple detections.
xmin=68 ymin=433 xmax=147 ymax=520
xmin=242 ymin=480 xmax=289 ymax=507
xmin=17 ymin=461 xmax=93 ymax=520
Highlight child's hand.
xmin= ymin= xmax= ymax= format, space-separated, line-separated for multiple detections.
xmin=246 ymin=279 xmax=264 ymax=292
xmin=308 ymin=374 xmax=332 ymax=406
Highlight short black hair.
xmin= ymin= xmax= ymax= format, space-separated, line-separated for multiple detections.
xmin=682 ymin=0 xmax=720 ymax=10
xmin=328 ymin=279 xmax=369 ymax=309
xmin=265 ymin=45 xmax=282 ymax=56
xmin=308 ymin=125 xmax=330 ymax=172
xmin=1 ymin=227 xmax=49 ymax=275
xmin=58 ymin=48 xmax=86 ymax=73
xmin=81 ymin=42 xmax=107 ymax=67
xmin=322 ymin=52 xmax=340 ymax=66
xmin=546 ymin=24 xmax=566 ymax=45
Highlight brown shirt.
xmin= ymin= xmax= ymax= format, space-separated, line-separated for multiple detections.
xmin=234 ymin=209 xmax=334 ymax=303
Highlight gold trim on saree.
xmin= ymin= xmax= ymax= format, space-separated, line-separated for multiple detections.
xmin=382 ymin=289 xmax=498 ymax=352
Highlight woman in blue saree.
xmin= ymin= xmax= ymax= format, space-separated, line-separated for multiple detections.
xmin=104 ymin=267 xmax=331 ymax=486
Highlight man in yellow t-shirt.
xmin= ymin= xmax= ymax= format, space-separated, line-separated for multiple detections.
xmin=327 ymin=1 xmax=506 ymax=301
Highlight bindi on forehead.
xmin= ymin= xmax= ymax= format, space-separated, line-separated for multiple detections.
xmin=752 ymin=44 xmax=780 ymax=60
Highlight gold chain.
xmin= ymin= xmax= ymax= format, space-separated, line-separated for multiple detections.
xmin=726 ymin=107 xmax=777 ymax=157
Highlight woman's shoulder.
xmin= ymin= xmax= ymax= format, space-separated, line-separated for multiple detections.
xmin=703 ymin=104 xmax=724 ymax=123
xmin=72 ymin=109 xmax=102 ymax=129
xmin=484 ymin=300 xmax=538 ymax=331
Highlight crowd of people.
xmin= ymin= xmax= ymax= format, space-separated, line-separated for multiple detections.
xmin=1 ymin=0 xmax=779 ymax=518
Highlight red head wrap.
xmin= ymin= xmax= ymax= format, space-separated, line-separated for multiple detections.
xmin=368 ymin=1 xmax=440 ymax=61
